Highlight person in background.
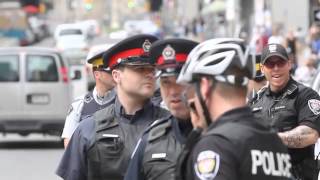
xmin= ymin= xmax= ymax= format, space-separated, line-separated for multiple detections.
xmin=61 ymin=48 xmax=115 ymax=148
xmin=247 ymin=54 xmax=268 ymax=101
xmin=294 ymin=55 xmax=317 ymax=87
xmin=284 ymin=29 xmax=298 ymax=72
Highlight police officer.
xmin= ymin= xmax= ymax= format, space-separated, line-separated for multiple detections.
xmin=247 ymin=54 xmax=268 ymax=100
xmin=176 ymin=38 xmax=292 ymax=180
xmin=61 ymin=48 xmax=116 ymax=148
xmin=124 ymin=38 xmax=198 ymax=180
xmin=250 ymin=43 xmax=320 ymax=180
xmin=56 ymin=34 xmax=170 ymax=180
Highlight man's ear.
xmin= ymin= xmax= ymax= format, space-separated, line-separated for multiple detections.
xmin=261 ymin=65 xmax=265 ymax=74
xmin=200 ymin=77 xmax=212 ymax=99
xmin=93 ymin=70 xmax=99 ymax=79
xmin=112 ymin=69 xmax=120 ymax=84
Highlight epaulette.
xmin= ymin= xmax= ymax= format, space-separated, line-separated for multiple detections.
xmin=147 ymin=116 xmax=172 ymax=142
xmin=250 ymin=85 xmax=268 ymax=104
xmin=285 ymin=83 xmax=298 ymax=96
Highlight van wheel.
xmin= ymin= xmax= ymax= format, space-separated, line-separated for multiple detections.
xmin=19 ymin=132 xmax=30 ymax=136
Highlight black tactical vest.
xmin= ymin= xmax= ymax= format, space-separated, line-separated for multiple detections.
xmin=140 ymin=118 xmax=184 ymax=180
xmin=80 ymin=90 xmax=115 ymax=120
xmin=204 ymin=120 xmax=292 ymax=180
xmin=87 ymin=103 xmax=169 ymax=180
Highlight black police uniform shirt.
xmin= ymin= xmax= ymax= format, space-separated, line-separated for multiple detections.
xmin=124 ymin=115 xmax=193 ymax=180
xmin=184 ymin=107 xmax=292 ymax=180
xmin=56 ymin=97 xmax=169 ymax=180
xmin=250 ymin=78 xmax=320 ymax=179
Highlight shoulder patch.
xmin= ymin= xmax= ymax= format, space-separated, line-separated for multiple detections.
xmin=250 ymin=85 xmax=268 ymax=104
xmin=286 ymin=83 xmax=298 ymax=95
xmin=194 ymin=150 xmax=220 ymax=180
xmin=308 ymin=99 xmax=320 ymax=115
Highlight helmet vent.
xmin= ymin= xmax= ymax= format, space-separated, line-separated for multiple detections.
xmin=205 ymin=57 xmax=224 ymax=66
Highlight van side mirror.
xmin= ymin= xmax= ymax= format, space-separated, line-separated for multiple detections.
xmin=71 ymin=70 xmax=82 ymax=80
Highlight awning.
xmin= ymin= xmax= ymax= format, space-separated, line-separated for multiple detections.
xmin=201 ymin=0 xmax=226 ymax=15
xmin=23 ymin=5 xmax=39 ymax=14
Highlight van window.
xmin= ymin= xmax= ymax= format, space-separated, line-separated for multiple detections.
xmin=59 ymin=29 xmax=82 ymax=36
xmin=26 ymin=55 xmax=58 ymax=82
xmin=0 ymin=55 xmax=19 ymax=82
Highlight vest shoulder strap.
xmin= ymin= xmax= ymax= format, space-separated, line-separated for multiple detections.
xmin=93 ymin=103 xmax=118 ymax=132
xmin=147 ymin=118 xmax=172 ymax=142
xmin=249 ymin=85 xmax=268 ymax=105
xmin=145 ymin=106 xmax=172 ymax=142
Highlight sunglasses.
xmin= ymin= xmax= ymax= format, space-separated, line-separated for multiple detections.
xmin=263 ymin=60 xmax=287 ymax=69
xmin=93 ymin=67 xmax=111 ymax=74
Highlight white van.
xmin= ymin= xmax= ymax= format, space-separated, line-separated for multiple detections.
xmin=0 ymin=47 xmax=72 ymax=136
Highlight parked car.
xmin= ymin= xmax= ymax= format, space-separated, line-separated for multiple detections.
xmin=54 ymin=24 xmax=89 ymax=63
xmin=54 ymin=23 xmax=85 ymax=42
xmin=0 ymin=47 xmax=72 ymax=136
xmin=77 ymin=19 xmax=101 ymax=39
xmin=123 ymin=20 xmax=162 ymax=38
xmin=56 ymin=35 xmax=89 ymax=61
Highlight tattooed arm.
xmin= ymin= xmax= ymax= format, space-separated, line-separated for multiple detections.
xmin=278 ymin=125 xmax=319 ymax=148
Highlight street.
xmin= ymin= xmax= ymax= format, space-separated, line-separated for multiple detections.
xmin=0 ymin=35 xmax=116 ymax=180
xmin=0 ymin=134 xmax=63 ymax=180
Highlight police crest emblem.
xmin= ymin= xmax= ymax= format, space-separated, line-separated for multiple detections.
xmin=269 ymin=44 xmax=277 ymax=53
xmin=308 ymin=99 xmax=320 ymax=115
xmin=195 ymin=150 xmax=220 ymax=180
xmin=162 ymin=45 xmax=175 ymax=61
xmin=142 ymin=39 xmax=152 ymax=53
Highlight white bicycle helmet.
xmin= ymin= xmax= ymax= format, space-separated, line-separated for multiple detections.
xmin=177 ymin=38 xmax=255 ymax=86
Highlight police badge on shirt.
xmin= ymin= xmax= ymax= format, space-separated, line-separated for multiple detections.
xmin=194 ymin=150 xmax=220 ymax=180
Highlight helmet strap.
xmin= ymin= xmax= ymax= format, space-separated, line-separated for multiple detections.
xmin=195 ymin=81 xmax=212 ymax=128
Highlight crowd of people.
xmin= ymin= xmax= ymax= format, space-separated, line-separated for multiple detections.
xmin=55 ymin=32 xmax=320 ymax=180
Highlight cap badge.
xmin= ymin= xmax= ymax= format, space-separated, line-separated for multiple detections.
xmin=269 ymin=44 xmax=277 ymax=53
xmin=162 ymin=45 xmax=175 ymax=61
xmin=142 ymin=39 xmax=152 ymax=52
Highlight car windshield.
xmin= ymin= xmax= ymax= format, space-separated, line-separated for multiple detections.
xmin=59 ymin=29 xmax=83 ymax=36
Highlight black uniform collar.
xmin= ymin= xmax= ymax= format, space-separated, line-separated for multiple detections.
xmin=114 ymin=96 xmax=154 ymax=123
xmin=266 ymin=77 xmax=298 ymax=98
xmin=207 ymin=106 xmax=253 ymax=131
xmin=171 ymin=117 xmax=192 ymax=143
